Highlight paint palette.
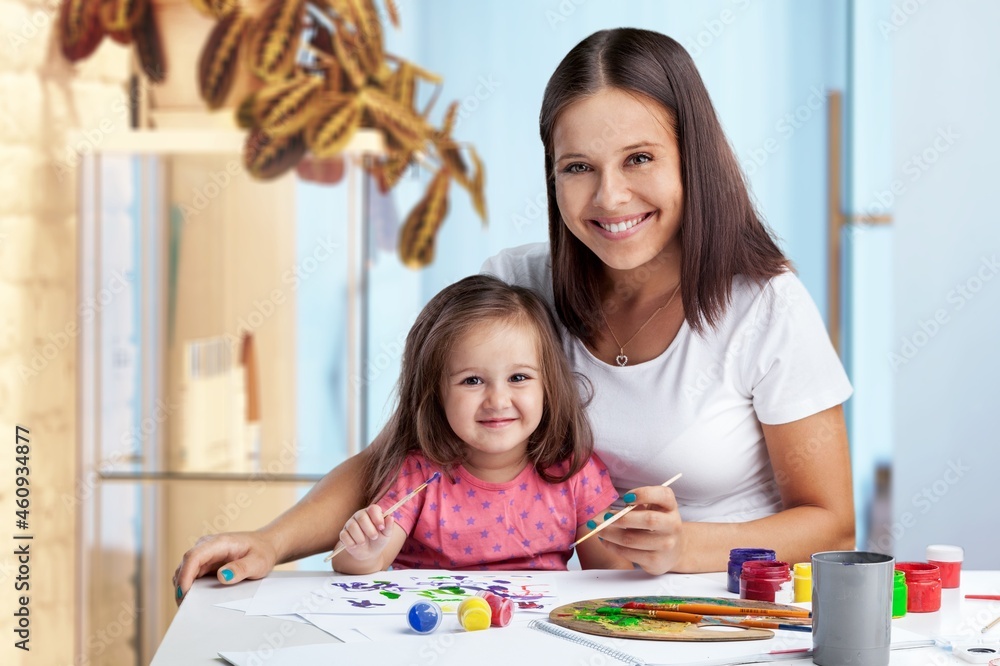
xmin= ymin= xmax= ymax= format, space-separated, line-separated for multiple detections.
xmin=549 ymin=596 xmax=807 ymax=642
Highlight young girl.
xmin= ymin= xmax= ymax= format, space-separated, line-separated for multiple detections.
xmin=330 ymin=275 xmax=632 ymax=573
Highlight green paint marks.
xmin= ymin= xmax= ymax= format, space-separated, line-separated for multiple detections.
xmin=574 ymin=613 xmax=604 ymax=622
xmin=379 ymin=591 xmax=401 ymax=599
xmin=438 ymin=586 xmax=465 ymax=595
xmin=610 ymin=616 xmax=642 ymax=627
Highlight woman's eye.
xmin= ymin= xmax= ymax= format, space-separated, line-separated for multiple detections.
xmin=563 ymin=163 xmax=589 ymax=174
xmin=627 ymin=153 xmax=652 ymax=166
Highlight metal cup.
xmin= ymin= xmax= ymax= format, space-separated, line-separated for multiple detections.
xmin=811 ymin=551 xmax=894 ymax=666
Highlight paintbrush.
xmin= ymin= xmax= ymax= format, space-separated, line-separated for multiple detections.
xmin=324 ymin=471 xmax=441 ymax=562
xmin=572 ymin=473 xmax=682 ymax=547
xmin=967 ymin=595 xmax=1000 ymax=601
xmin=983 ymin=614 xmax=1000 ymax=634
xmin=596 ymin=606 xmax=811 ymax=633
xmin=623 ymin=601 xmax=812 ymax=620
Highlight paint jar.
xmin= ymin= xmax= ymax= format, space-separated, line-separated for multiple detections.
xmin=926 ymin=544 xmax=963 ymax=589
xmin=793 ymin=562 xmax=812 ymax=603
xmin=476 ymin=591 xmax=514 ymax=627
xmin=892 ymin=570 xmax=908 ymax=618
xmin=741 ymin=560 xmax=792 ymax=604
xmin=895 ymin=562 xmax=942 ymax=613
xmin=457 ymin=596 xmax=492 ymax=631
xmin=727 ymin=548 xmax=776 ymax=594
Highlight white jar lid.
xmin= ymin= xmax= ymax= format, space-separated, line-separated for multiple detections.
xmin=926 ymin=544 xmax=964 ymax=562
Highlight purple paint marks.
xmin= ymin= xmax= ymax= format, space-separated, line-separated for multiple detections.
xmin=347 ymin=599 xmax=386 ymax=608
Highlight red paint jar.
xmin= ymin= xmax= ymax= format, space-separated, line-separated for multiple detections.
xmin=895 ymin=562 xmax=942 ymax=612
xmin=926 ymin=544 xmax=963 ymax=589
xmin=740 ymin=560 xmax=792 ymax=604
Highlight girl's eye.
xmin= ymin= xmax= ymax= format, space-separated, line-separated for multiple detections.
xmin=627 ymin=153 xmax=652 ymax=166
xmin=510 ymin=374 xmax=529 ymax=383
xmin=462 ymin=377 xmax=482 ymax=385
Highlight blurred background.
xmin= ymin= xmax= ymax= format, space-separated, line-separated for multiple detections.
xmin=1 ymin=0 xmax=997 ymax=663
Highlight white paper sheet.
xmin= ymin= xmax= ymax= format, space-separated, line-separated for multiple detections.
xmin=218 ymin=625 xmax=934 ymax=666
xmin=214 ymin=597 xmax=309 ymax=624
xmin=245 ymin=569 xmax=556 ymax=616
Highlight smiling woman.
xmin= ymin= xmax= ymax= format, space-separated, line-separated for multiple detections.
xmin=482 ymin=27 xmax=856 ymax=574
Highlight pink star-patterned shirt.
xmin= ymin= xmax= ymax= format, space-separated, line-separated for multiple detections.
xmin=376 ymin=452 xmax=618 ymax=570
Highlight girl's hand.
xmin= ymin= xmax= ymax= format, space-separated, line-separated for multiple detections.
xmin=173 ymin=531 xmax=278 ymax=605
xmin=591 ymin=485 xmax=684 ymax=575
xmin=338 ymin=505 xmax=396 ymax=561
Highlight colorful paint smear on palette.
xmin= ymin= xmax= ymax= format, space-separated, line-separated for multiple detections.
xmin=324 ymin=573 xmax=555 ymax=613
xmin=548 ymin=596 xmax=807 ymax=643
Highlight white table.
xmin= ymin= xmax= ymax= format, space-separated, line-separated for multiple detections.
xmin=152 ymin=569 xmax=1000 ymax=665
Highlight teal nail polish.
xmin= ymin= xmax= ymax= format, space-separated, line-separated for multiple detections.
xmin=176 ymin=585 xmax=183 ymax=599
xmin=221 ymin=569 xmax=234 ymax=582
xmin=623 ymin=493 xmax=637 ymax=504
xmin=586 ymin=520 xmax=597 ymax=529
xmin=604 ymin=512 xmax=614 ymax=520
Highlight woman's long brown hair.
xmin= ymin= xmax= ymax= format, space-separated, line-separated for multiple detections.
xmin=361 ymin=275 xmax=594 ymax=505
xmin=540 ymin=28 xmax=790 ymax=344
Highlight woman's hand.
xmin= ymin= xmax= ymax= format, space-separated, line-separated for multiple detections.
xmin=591 ymin=485 xmax=684 ymax=575
xmin=172 ymin=531 xmax=278 ymax=605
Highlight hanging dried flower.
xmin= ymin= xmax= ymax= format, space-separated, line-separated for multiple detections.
xmin=56 ymin=0 xmax=488 ymax=268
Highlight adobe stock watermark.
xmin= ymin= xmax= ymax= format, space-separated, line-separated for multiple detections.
xmin=351 ymin=327 xmax=410 ymax=392
xmin=888 ymin=254 xmax=998 ymax=370
xmin=878 ymin=0 xmax=931 ymax=39
xmin=62 ymin=399 xmax=179 ymax=510
xmin=17 ymin=269 xmax=133 ymax=382
xmin=4 ymin=0 xmax=60 ymax=54
xmin=452 ymin=75 xmax=502 ymax=131
xmin=684 ymin=277 xmax=803 ymax=399
xmin=864 ymin=458 xmax=970 ymax=554
xmin=510 ymin=190 xmax=548 ymax=234
xmin=53 ymin=77 xmax=158 ymax=183
xmin=280 ymin=235 xmax=341 ymax=291
xmin=187 ymin=438 xmax=306 ymax=543
xmin=683 ymin=0 xmax=753 ymax=59
xmin=545 ymin=0 xmax=589 ymax=29
xmin=70 ymin=602 xmax=140 ymax=666
xmin=741 ymin=85 xmax=826 ymax=177
xmin=863 ymin=126 xmax=959 ymax=221
xmin=176 ymin=159 xmax=251 ymax=223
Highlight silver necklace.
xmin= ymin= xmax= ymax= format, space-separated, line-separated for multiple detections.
xmin=600 ymin=282 xmax=681 ymax=367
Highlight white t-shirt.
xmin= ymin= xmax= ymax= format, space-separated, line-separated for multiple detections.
xmin=481 ymin=242 xmax=852 ymax=523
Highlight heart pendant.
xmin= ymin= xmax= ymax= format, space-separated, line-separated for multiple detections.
xmin=615 ymin=354 xmax=628 ymax=367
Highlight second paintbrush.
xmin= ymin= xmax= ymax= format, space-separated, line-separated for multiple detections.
xmin=596 ymin=606 xmax=811 ymax=632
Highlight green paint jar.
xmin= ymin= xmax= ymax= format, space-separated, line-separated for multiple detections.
xmin=892 ymin=569 xmax=908 ymax=618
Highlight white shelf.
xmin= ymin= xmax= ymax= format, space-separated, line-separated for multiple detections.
xmin=84 ymin=127 xmax=385 ymax=156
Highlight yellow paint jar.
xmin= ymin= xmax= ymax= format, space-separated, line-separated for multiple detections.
xmin=458 ymin=596 xmax=491 ymax=631
xmin=793 ymin=562 xmax=812 ymax=603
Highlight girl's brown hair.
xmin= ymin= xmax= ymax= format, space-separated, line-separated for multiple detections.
xmin=361 ymin=274 xmax=594 ymax=504
xmin=540 ymin=28 xmax=789 ymax=343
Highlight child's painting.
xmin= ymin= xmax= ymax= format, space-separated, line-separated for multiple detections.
xmin=315 ymin=572 xmax=556 ymax=614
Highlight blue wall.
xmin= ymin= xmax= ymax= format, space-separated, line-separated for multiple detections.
xmin=890 ymin=1 xmax=1000 ymax=568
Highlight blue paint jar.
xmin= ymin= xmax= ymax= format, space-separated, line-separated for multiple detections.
xmin=407 ymin=600 xmax=443 ymax=634
xmin=727 ymin=548 xmax=776 ymax=594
